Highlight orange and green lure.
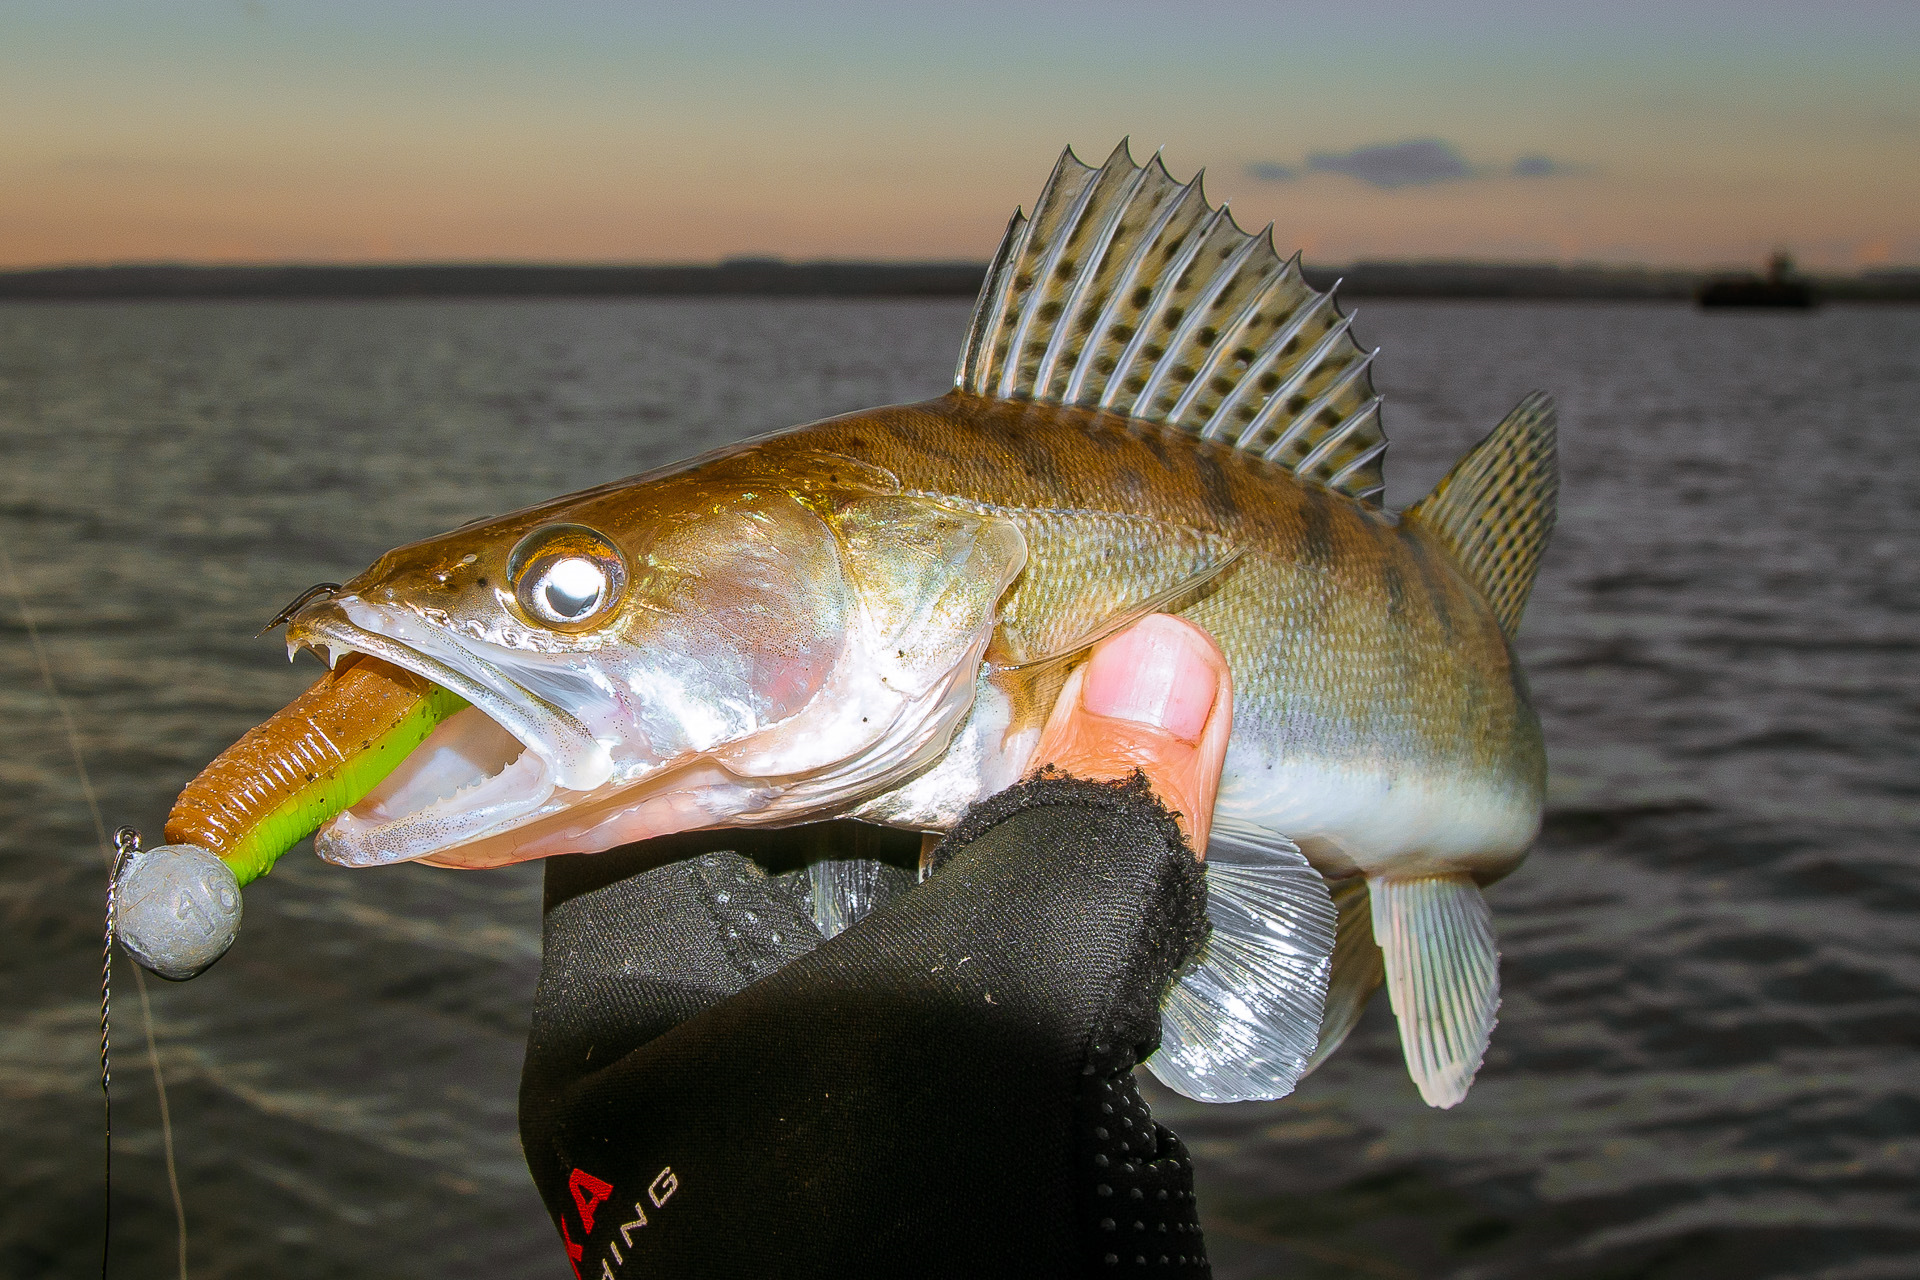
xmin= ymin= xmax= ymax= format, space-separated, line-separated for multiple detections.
xmin=164 ymin=655 xmax=466 ymax=885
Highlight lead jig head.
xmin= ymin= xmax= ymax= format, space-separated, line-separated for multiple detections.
xmin=112 ymin=827 xmax=242 ymax=981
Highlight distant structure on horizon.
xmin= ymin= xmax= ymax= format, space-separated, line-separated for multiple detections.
xmin=1697 ymin=252 xmax=1818 ymax=310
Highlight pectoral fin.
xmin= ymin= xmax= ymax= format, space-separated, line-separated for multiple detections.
xmin=827 ymin=495 xmax=1028 ymax=697
xmin=783 ymin=859 xmax=914 ymax=942
xmin=1370 ymin=872 xmax=1500 ymax=1109
xmin=971 ymin=507 xmax=1241 ymax=669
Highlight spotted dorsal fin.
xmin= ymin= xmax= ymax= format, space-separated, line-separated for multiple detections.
xmin=1405 ymin=392 xmax=1558 ymax=638
xmin=956 ymin=141 xmax=1389 ymax=504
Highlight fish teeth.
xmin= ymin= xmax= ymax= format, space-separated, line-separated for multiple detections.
xmin=431 ymin=755 xmax=519 ymax=810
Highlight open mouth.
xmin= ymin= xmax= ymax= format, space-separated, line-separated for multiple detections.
xmin=286 ymin=595 xmax=611 ymax=867
xmin=319 ymin=703 xmax=557 ymax=866
xmin=278 ymin=595 xmax=786 ymax=870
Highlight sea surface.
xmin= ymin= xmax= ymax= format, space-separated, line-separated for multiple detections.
xmin=2 ymin=297 xmax=1915 ymax=1279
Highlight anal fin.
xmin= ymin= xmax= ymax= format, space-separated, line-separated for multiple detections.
xmin=1148 ymin=820 xmax=1335 ymax=1103
xmin=1370 ymin=873 xmax=1499 ymax=1109
xmin=1303 ymin=875 xmax=1385 ymax=1076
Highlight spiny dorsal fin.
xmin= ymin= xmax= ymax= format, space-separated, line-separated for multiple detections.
xmin=1405 ymin=392 xmax=1558 ymax=638
xmin=956 ymin=140 xmax=1389 ymax=503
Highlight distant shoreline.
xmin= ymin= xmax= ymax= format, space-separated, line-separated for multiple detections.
xmin=2 ymin=260 xmax=1916 ymax=303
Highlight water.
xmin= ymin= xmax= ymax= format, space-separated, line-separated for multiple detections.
xmin=1 ymin=297 xmax=1914 ymax=1278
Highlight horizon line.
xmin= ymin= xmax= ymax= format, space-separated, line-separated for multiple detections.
xmin=4 ymin=259 xmax=1916 ymax=305
xmin=6 ymin=255 xmax=1916 ymax=277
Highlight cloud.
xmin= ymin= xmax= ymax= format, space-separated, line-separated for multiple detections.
xmin=1305 ymin=139 xmax=1475 ymax=189
xmin=1251 ymin=141 xmax=1585 ymax=190
xmin=1513 ymin=154 xmax=1577 ymax=178
xmin=1245 ymin=161 xmax=1299 ymax=183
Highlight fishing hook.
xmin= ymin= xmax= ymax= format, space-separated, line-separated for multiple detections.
xmin=256 ymin=582 xmax=343 ymax=637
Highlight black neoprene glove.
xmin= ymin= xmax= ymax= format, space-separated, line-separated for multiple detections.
xmin=518 ymin=773 xmax=1213 ymax=1279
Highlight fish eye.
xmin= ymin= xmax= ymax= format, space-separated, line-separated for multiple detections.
xmin=507 ymin=524 xmax=627 ymax=629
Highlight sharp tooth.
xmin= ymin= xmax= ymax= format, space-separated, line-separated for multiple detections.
xmin=286 ymin=640 xmax=299 ymax=663
xmin=328 ymin=643 xmax=346 ymax=669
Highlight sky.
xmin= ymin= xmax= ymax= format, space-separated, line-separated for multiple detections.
xmin=2 ymin=1 xmax=1915 ymax=271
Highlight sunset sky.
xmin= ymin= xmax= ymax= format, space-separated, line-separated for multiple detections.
xmin=3 ymin=1 xmax=1915 ymax=271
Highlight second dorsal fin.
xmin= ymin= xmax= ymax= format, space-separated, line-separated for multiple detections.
xmin=1405 ymin=392 xmax=1558 ymax=638
xmin=956 ymin=140 xmax=1389 ymax=504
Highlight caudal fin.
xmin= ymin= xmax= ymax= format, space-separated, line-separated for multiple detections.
xmin=1371 ymin=873 xmax=1500 ymax=1108
xmin=1405 ymin=392 xmax=1557 ymax=637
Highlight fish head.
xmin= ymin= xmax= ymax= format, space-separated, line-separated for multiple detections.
xmin=285 ymin=453 xmax=1026 ymax=867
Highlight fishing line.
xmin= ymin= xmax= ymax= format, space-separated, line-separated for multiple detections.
xmin=1 ymin=544 xmax=189 ymax=1280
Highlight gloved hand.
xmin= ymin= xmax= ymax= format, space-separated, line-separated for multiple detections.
xmin=518 ymin=615 xmax=1232 ymax=1278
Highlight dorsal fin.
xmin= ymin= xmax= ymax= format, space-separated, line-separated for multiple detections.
xmin=956 ymin=141 xmax=1389 ymax=504
xmin=1406 ymin=392 xmax=1558 ymax=637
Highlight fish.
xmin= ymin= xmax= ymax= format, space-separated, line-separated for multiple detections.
xmin=173 ymin=142 xmax=1556 ymax=1108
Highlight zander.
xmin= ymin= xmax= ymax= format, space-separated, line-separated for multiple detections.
xmin=156 ymin=143 xmax=1557 ymax=1109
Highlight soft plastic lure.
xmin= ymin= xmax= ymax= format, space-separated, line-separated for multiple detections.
xmin=165 ymin=654 xmax=467 ymax=886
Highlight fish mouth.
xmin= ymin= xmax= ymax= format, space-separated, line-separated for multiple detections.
xmin=286 ymin=595 xmax=616 ymax=867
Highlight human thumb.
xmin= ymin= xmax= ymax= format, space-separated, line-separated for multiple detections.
xmin=1026 ymin=614 xmax=1232 ymax=854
